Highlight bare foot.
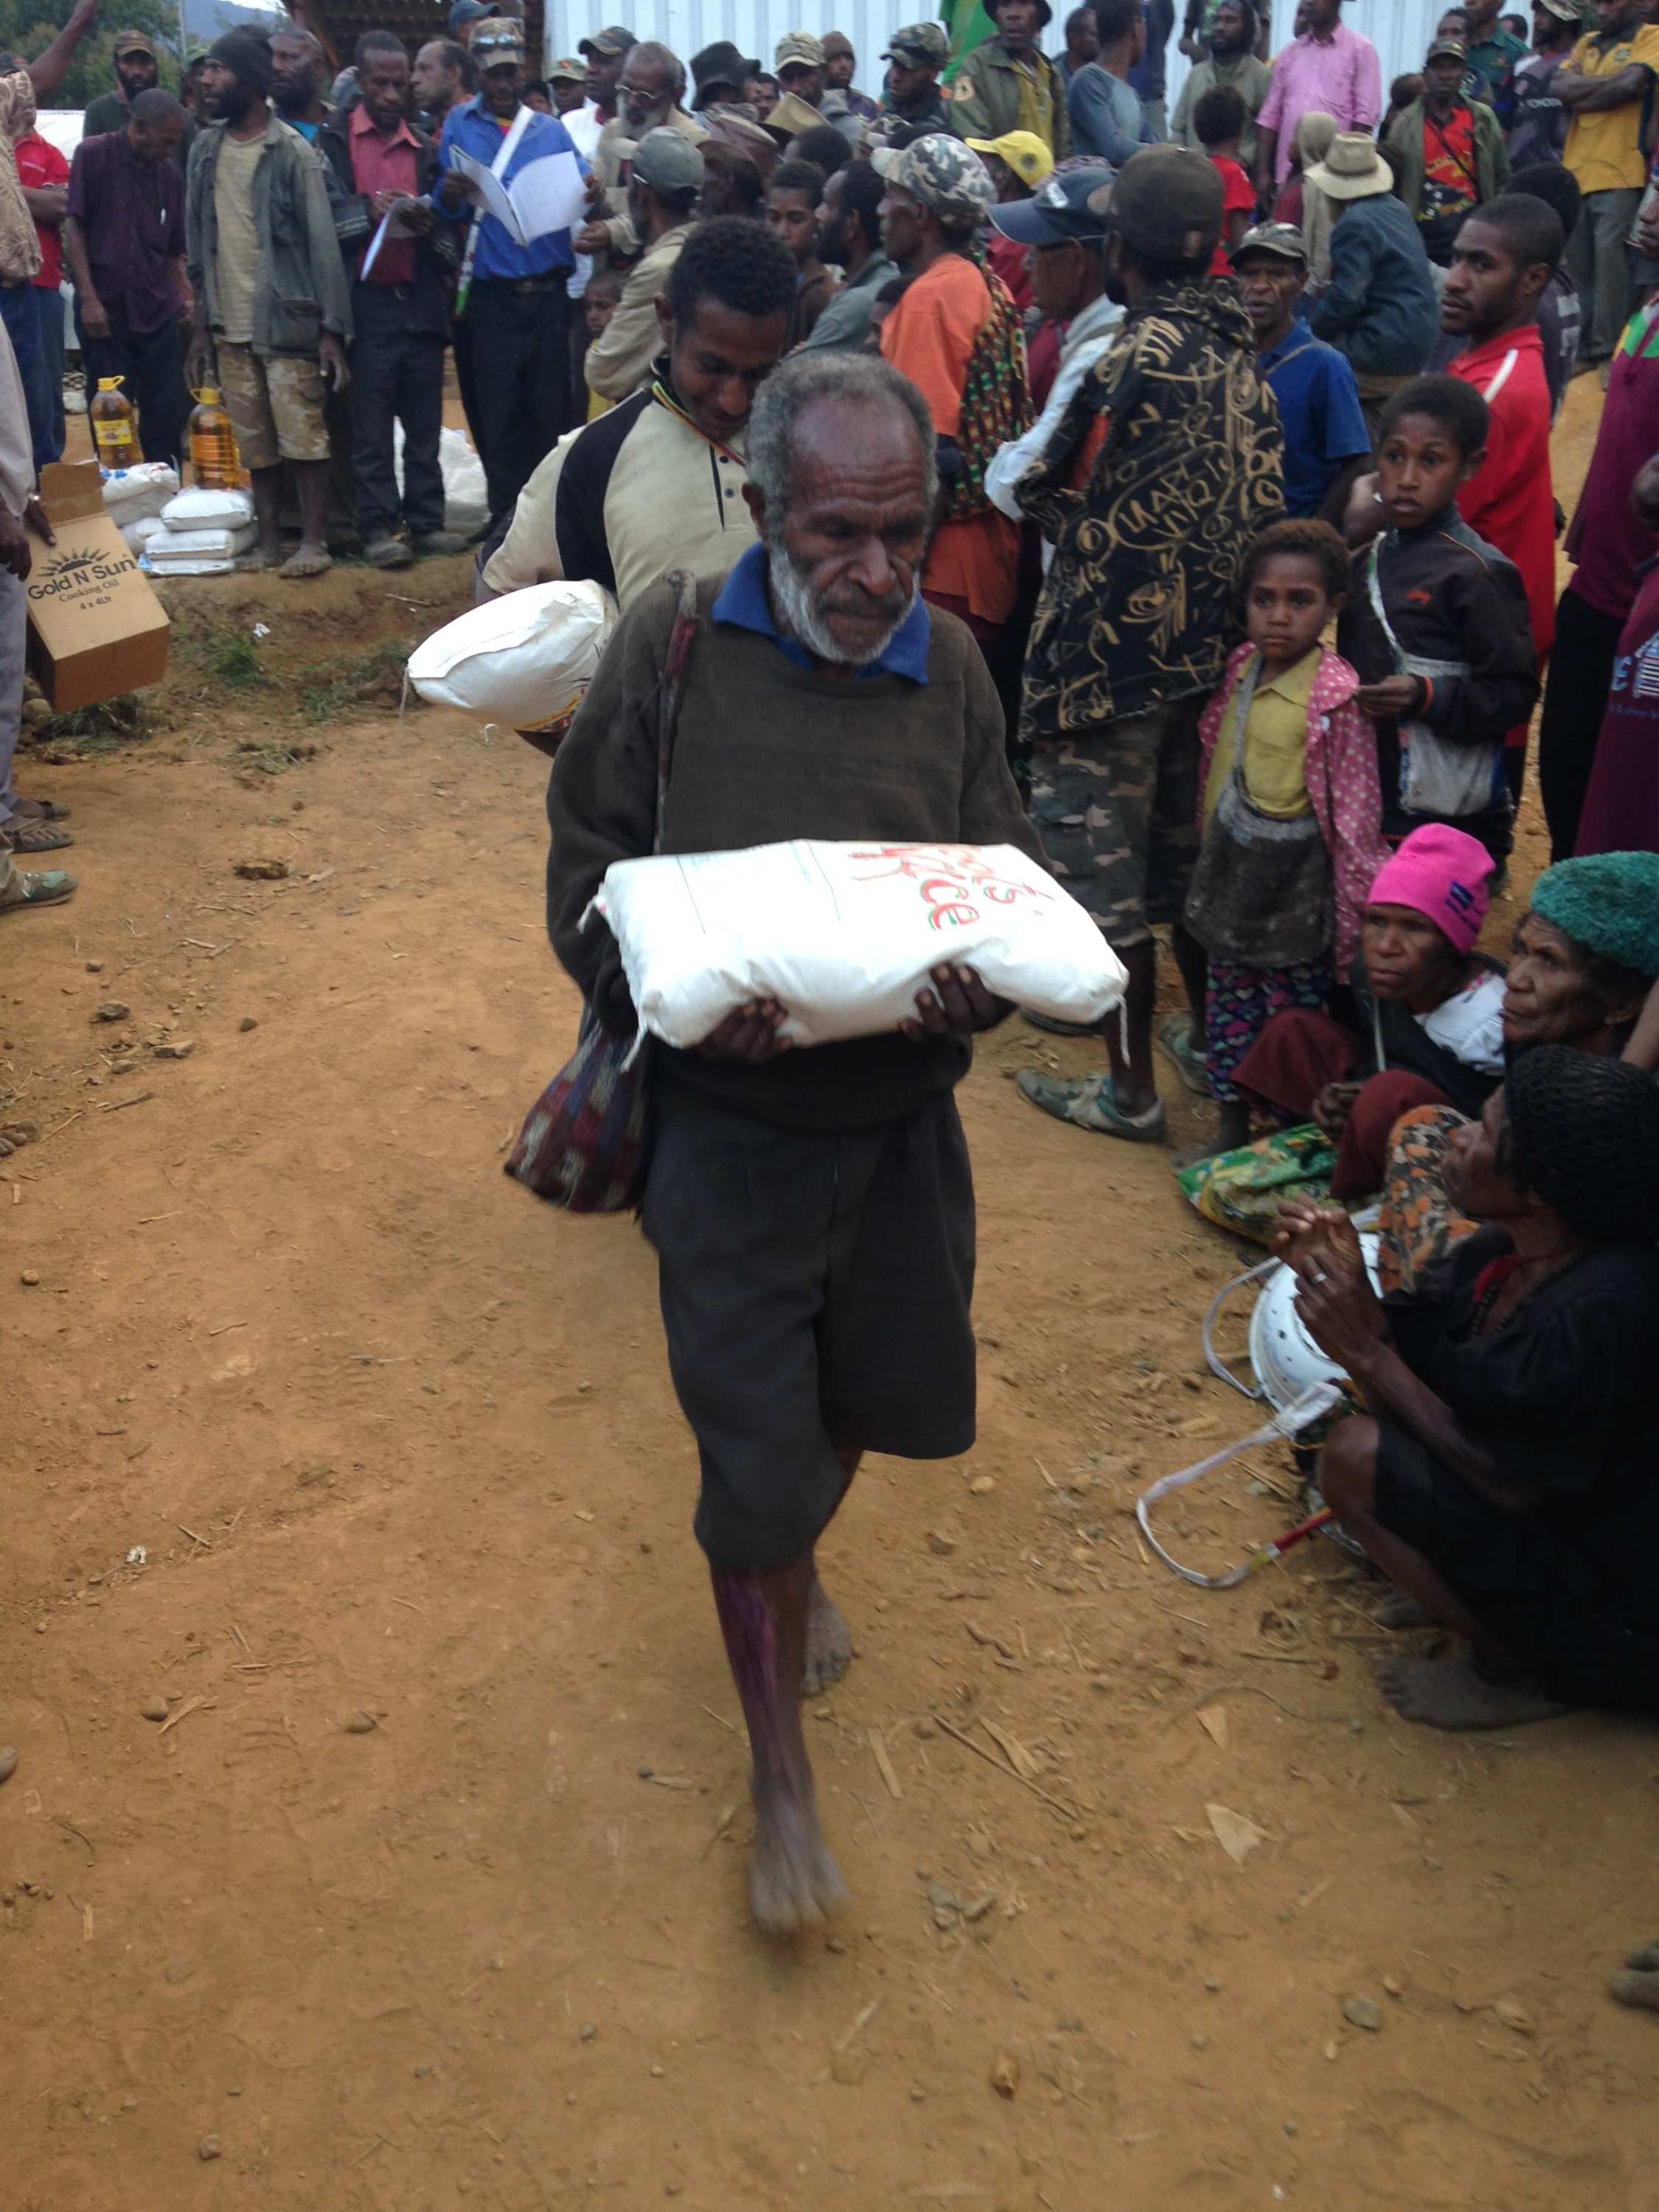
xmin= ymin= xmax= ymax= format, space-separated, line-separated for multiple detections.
xmin=748 ymin=1767 xmax=850 ymax=1936
xmin=244 ymin=545 xmax=282 ymax=571
xmin=801 ymin=1575 xmax=852 ymax=1697
xmin=1609 ymin=1968 xmax=1659 ymax=2012
xmin=279 ymin=541 xmax=333 ymax=580
xmin=1375 ymin=1591 xmax=1436 ymax=1631
xmin=1373 ymin=1653 xmax=1571 ymax=1731
xmin=1627 ymin=1939 xmax=1659 ymax=1972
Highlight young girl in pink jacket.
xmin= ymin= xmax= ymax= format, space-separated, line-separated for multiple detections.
xmin=1184 ymin=518 xmax=1390 ymax=1152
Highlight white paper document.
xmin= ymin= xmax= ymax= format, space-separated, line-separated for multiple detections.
xmin=447 ymin=145 xmax=586 ymax=246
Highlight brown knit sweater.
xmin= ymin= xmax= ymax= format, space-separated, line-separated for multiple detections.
xmin=546 ymin=570 xmax=1046 ymax=1130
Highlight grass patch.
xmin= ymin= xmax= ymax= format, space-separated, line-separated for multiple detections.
xmin=296 ymin=643 xmax=411 ymax=724
xmin=177 ymin=617 xmax=268 ymax=691
xmin=234 ymin=736 xmax=321 ymax=777
xmin=23 ymin=692 xmax=154 ymax=759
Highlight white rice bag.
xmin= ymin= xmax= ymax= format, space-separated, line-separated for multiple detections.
xmin=591 ymin=840 xmax=1128 ymax=1049
xmin=142 ymin=554 xmax=237 ymax=574
xmin=161 ymin=485 xmax=255 ymax=531
xmin=407 ymin=580 xmax=615 ymax=734
xmin=394 ymin=422 xmax=488 ymax=536
xmin=102 ymin=461 xmax=180 ymax=525
xmin=147 ymin=521 xmax=258 ymax=561
xmin=120 ymin=513 xmax=169 ymax=554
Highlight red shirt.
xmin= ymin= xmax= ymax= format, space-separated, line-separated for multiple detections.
xmin=15 ymin=128 xmax=69 ymax=290
xmin=986 ymin=227 xmax=1031 ymax=316
xmin=1451 ymin=324 xmax=1557 ymax=661
xmin=348 ymin=104 xmax=420 ymax=286
xmin=1207 ymin=155 xmax=1255 ymax=277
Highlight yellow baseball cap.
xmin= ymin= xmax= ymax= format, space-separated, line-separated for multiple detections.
xmin=964 ymin=130 xmax=1055 ymax=190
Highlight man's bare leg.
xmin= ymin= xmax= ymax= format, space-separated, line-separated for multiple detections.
xmin=281 ymin=459 xmax=333 ymax=578
xmin=1103 ymin=939 xmax=1158 ymax=1116
xmin=713 ymin=1552 xmax=851 ymax=1934
xmin=248 ymin=465 xmax=284 ymax=568
xmin=1319 ymin=1418 xmax=1571 ymax=1731
xmin=802 ymin=1447 xmax=860 ymax=1697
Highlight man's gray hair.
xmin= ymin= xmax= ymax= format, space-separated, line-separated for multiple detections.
xmin=629 ymin=38 xmax=687 ymax=102
xmin=747 ymin=352 xmax=938 ymax=524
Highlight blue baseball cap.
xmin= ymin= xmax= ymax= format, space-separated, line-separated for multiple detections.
xmin=990 ymin=162 xmax=1116 ymax=246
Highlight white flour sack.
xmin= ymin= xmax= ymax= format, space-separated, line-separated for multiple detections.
xmin=406 ymin=580 xmax=616 ymax=735
xmin=591 ymin=840 xmax=1129 ymax=1048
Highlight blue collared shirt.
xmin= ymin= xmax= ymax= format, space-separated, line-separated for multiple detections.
xmin=711 ymin=543 xmax=932 ymax=683
xmin=435 ymin=97 xmax=579 ymax=281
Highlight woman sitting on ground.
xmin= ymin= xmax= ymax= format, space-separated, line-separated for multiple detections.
xmin=1381 ymin=848 xmax=1659 ymax=1292
xmin=1280 ymin=1048 xmax=1659 ymax=1733
xmin=1230 ymin=824 xmax=1504 ymax=1199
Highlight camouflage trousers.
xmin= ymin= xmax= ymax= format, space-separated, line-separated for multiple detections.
xmin=215 ymin=340 xmax=330 ymax=471
xmin=1027 ymin=695 xmax=1204 ymax=949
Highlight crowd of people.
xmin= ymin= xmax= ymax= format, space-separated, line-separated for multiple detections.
xmin=1 ymin=0 xmax=1658 ymax=1958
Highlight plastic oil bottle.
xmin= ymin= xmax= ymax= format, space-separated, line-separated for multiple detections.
xmin=187 ymin=386 xmax=248 ymax=489
xmin=89 ymin=376 xmax=140 ymax=468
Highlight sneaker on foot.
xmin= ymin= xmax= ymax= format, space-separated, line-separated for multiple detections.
xmin=363 ymin=532 xmax=414 ymax=569
xmin=408 ymin=529 xmax=469 ymax=557
xmin=1015 ymin=1068 xmax=1167 ymax=1141
xmin=0 ymin=867 xmax=76 ymax=912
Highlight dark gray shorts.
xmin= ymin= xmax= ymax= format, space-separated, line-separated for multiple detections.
xmin=641 ymin=1077 xmax=977 ymax=1574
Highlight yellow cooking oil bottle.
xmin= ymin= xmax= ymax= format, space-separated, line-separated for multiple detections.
xmin=187 ymin=386 xmax=249 ymax=489
xmin=89 ymin=375 xmax=140 ymax=467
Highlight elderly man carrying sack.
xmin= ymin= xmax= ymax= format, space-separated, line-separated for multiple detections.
xmin=545 ymin=352 xmax=1043 ymax=1937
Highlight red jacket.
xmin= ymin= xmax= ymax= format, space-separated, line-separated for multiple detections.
xmin=1450 ymin=324 xmax=1556 ymax=661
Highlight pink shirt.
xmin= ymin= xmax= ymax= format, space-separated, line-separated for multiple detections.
xmin=1256 ymin=23 xmax=1382 ymax=180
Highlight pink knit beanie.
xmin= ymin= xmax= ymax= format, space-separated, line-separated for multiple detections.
xmin=1366 ymin=824 xmax=1492 ymax=954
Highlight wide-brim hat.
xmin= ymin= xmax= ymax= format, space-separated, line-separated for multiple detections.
xmin=692 ymin=38 xmax=762 ymax=103
xmin=1307 ymin=129 xmax=1394 ymax=200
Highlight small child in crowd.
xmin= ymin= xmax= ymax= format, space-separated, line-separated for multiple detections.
xmin=1184 ymin=518 xmax=1391 ymax=1151
xmin=1194 ymin=86 xmax=1256 ymax=276
xmin=582 ymin=268 xmax=625 ymax=420
xmin=1337 ymin=375 xmax=1538 ymax=867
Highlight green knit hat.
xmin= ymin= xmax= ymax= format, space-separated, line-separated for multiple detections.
xmin=1529 ymin=852 xmax=1659 ymax=979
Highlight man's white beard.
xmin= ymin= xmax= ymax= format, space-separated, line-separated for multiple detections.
xmin=766 ymin=533 xmax=919 ymax=668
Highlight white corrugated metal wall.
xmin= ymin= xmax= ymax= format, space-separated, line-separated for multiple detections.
xmin=546 ymin=0 xmax=1447 ymax=116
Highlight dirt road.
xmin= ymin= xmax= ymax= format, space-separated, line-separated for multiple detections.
xmin=4 ymin=379 xmax=1657 ymax=2210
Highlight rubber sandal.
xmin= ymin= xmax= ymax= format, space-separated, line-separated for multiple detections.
xmin=4 ymin=816 xmax=74 ymax=853
xmin=1015 ymin=1068 xmax=1167 ymax=1142
xmin=0 ymin=867 xmax=76 ymax=911
xmin=8 ymin=796 xmax=70 ymax=822
xmin=1156 ymin=1015 xmax=1211 ymax=1096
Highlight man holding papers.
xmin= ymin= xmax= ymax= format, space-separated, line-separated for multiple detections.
xmin=436 ymin=15 xmax=585 ymax=519
xmin=319 ymin=35 xmax=467 ymax=569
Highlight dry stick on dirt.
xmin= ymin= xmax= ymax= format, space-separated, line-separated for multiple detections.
xmin=156 ymin=1694 xmax=214 ymax=1735
xmin=931 ymin=1714 xmax=1082 ymax=1821
xmin=100 ymin=1091 xmax=154 ymax=1113
xmin=868 ymin=1726 xmax=903 ymax=1801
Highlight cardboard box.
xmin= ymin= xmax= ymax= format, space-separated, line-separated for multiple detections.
xmin=25 ymin=462 xmax=171 ymax=712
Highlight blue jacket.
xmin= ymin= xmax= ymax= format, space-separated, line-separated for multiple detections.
xmin=1310 ymin=192 xmax=1439 ymax=378
xmin=435 ymin=97 xmax=578 ymax=283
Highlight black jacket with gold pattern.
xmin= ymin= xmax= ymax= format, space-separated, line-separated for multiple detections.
xmin=1017 ymin=279 xmax=1284 ymax=738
